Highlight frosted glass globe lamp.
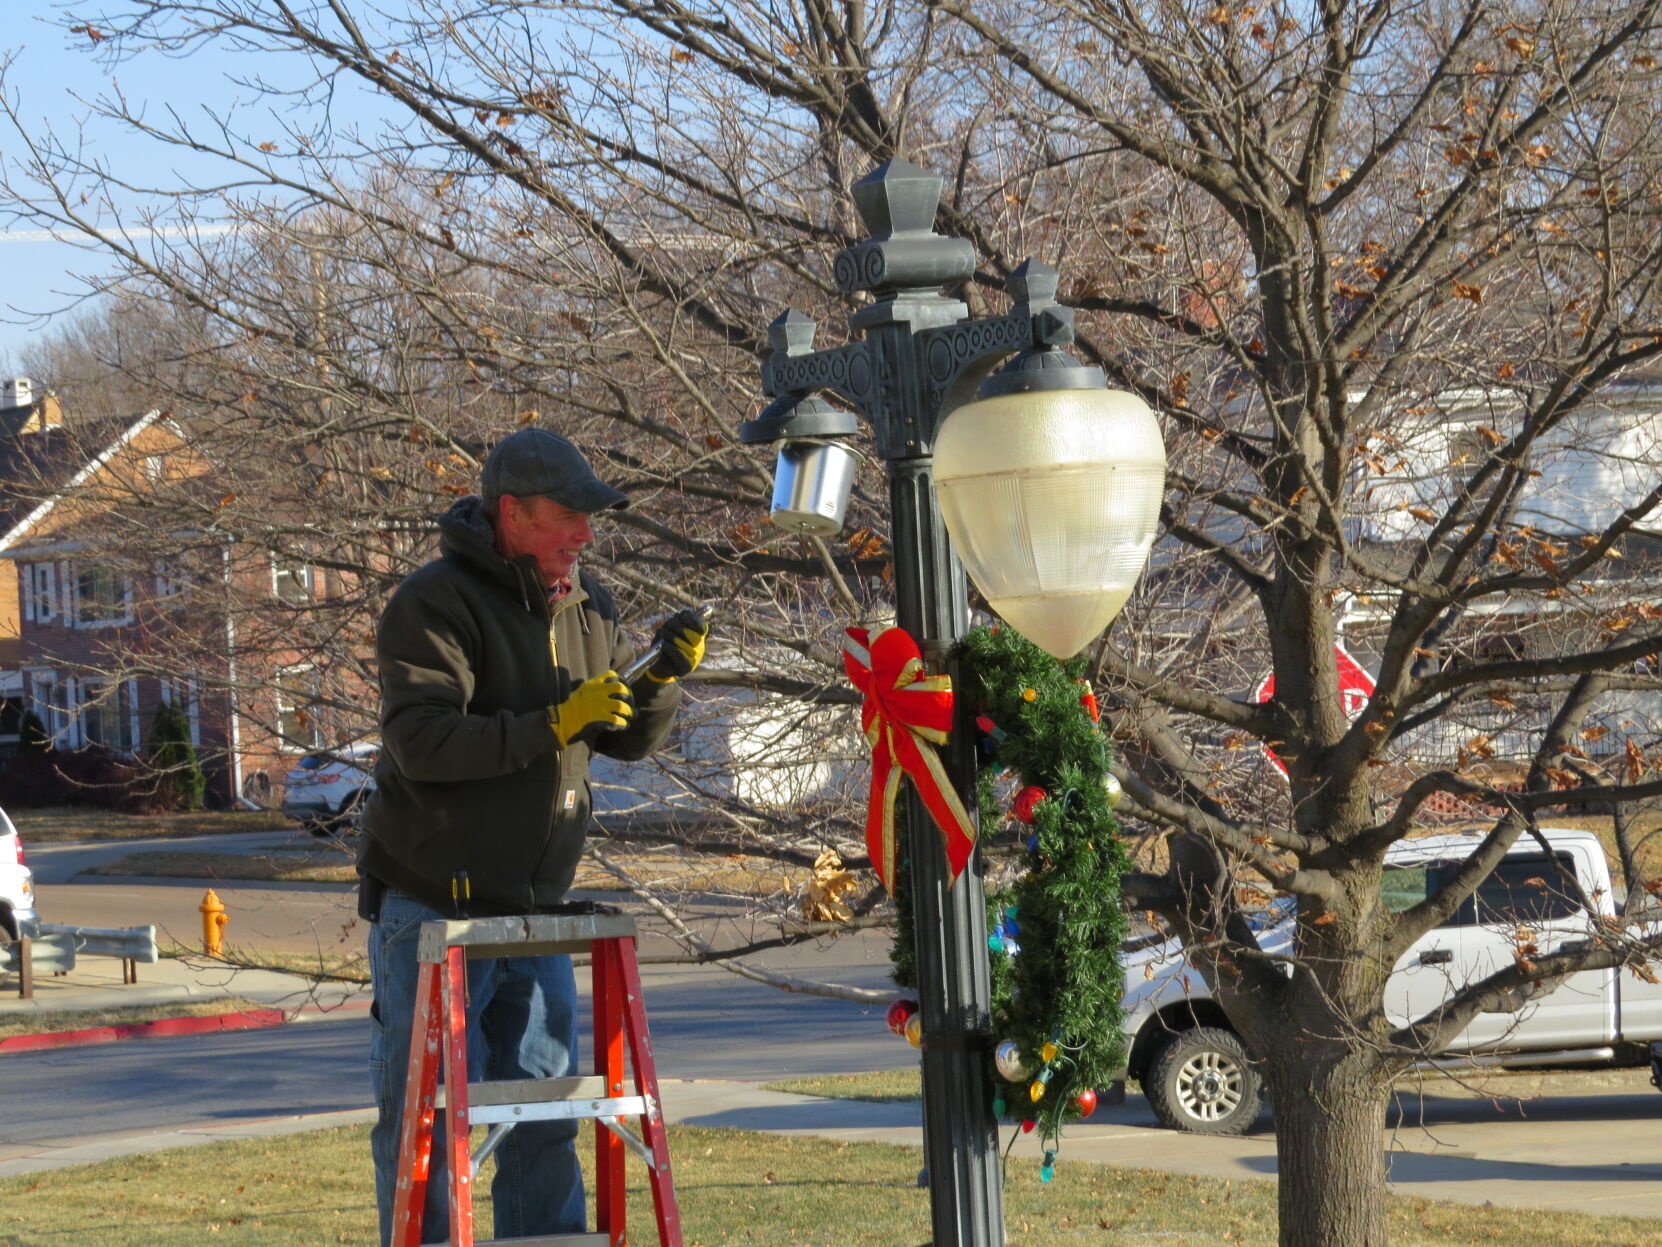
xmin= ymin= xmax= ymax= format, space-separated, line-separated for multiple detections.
xmin=932 ymin=349 xmax=1166 ymax=658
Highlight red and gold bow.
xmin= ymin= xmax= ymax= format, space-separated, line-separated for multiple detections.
xmin=843 ymin=625 xmax=977 ymax=891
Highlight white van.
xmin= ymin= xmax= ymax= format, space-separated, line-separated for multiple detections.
xmin=0 ymin=805 xmax=40 ymax=942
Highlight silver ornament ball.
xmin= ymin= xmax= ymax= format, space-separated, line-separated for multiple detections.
xmin=994 ymin=1039 xmax=1030 ymax=1082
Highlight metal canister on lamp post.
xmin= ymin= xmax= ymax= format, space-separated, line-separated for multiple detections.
xmin=768 ymin=438 xmax=859 ymax=536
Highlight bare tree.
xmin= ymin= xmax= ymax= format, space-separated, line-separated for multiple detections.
xmin=6 ymin=2 xmax=1662 ymax=1243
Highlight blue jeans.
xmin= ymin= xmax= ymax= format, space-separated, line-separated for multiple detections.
xmin=368 ymin=891 xmax=586 ymax=1245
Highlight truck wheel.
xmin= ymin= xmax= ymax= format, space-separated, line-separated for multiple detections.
xmin=1146 ymin=1027 xmax=1263 ymax=1135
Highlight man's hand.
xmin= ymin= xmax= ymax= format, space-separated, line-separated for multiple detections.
xmin=549 ymin=672 xmax=634 ymax=746
xmin=646 ymin=609 xmax=710 ymax=682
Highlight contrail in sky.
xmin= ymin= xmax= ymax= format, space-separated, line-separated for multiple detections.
xmin=0 ymin=223 xmax=239 ymax=243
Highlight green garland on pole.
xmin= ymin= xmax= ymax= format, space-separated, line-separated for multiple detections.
xmin=890 ymin=623 xmax=1129 ymax=1179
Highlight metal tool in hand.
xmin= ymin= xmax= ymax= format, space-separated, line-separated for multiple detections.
xmin=615 ymin=603 xmax=713 ymax=683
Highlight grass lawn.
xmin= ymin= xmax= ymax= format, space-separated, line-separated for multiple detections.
xmin=84 ymin=843 xmax=803 ymax=898
xmin=3 ymin=1121 xmax=1660 ymax=1246
xmin=160 ymin=944 xmax=371 ymax=984
xmin=763 ymin=1068 xmax=921 ymax=1102
xmin=9 ymin=808 xmax=291 ymax=844
xmin=85 ymin=849 xmax=358 ymax=885
xmin=767 ymin=1065 xmax=1659 ymax=1109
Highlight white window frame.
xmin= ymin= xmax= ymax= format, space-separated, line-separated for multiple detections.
xmin=61 ymin=675 xmax=81 ymax=748
xmin=21 ymin=562 xmax=57 ymax=624
xmin=275 ymin=664 xmax=325 ymax=752
xmin=77 ymin=677 xmax=138 ymax=754
xmin=27 ymin=669 xmax=67 ymax=745
xmin=72 ymin=562 xmax=135 ymax=629
xmin=271 ymin=553 xmax=315 ymax=604
xmin=154 ymin=557 xmax=186 ymax=600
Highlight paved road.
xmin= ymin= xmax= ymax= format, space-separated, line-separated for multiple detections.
xmin=0 ymin=944 xmax=910 ymax=1151
xmin=9 ymin=832 xmax=912 ymax=1155
xmin=27 ymin=830 xmax=366 ymax=955
xmin=24 ymin=829 xmax=315 ymax=885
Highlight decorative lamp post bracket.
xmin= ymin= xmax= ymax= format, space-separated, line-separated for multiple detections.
xmin=759 ymin=161 xmax=1079 ymax=462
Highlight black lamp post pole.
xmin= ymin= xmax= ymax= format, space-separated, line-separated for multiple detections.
xmin=754 ymin=159 xmax=1080 ymax=1247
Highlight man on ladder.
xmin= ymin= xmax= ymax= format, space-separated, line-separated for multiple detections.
xmin=357 ymin=427 xmax=709 ymax=1245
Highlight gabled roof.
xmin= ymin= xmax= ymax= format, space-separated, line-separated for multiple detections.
xmin=0 ymin=407 xmax=164 ymax=554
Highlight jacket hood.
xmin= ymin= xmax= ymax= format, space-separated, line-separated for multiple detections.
xmin=437 ymin=495 xmax=541 ymax=608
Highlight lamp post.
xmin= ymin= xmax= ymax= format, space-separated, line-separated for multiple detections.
xmin=742 ymin=159 xmax=1161 ymax=1247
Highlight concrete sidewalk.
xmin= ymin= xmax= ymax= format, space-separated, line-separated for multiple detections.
xmin=0 ymin=945 xmax=370 ymax=1023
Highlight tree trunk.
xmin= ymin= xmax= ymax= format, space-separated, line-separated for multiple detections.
xmin=1265 ymin=1052 xmax=1391 ymax=1247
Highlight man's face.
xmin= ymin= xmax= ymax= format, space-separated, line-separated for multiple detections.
xmin=494 ymin=494 xmax=594 ymax=587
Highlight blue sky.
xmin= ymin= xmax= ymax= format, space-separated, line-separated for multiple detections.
xmin=1 ymin=6 xmax=207 ymax=368
xmin=0 ymin=3 xmax=386 ymax=373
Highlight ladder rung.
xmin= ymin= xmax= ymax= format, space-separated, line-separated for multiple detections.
xmin=470 ymin=1094 xmax=651 ymax=1126
xmin=474 ymin=1235 xmax=611 ymax=1246
xmin=439 ymin=1076 xmax=609 ymax=1109
xmin=417 ymin=914 xmax=638 ymax=962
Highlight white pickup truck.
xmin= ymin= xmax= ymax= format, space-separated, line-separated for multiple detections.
xmin=1122 ymin=827 xmax=1662 ymax=1134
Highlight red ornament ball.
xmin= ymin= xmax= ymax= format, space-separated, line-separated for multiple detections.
xmin=1012 ymin=785 xmax=1048 ymax=824
xmin=886 ymin=999 xmax=918 ymax=1036
xmin=1075 ymin=1088 xmax=1098 ymax=1118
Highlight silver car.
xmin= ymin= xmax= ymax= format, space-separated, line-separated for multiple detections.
xmin=0 ymin=805 xmax=40 ymax=941
xmin=281 ymin=742 xmax=379 ymax=837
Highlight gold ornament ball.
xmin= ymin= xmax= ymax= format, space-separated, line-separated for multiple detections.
xmin=1102 ymin=772 xmax=1123 ymax=809
xmin=1022 ymin=687 xmax=1039 ymax=702
xmin=904 ymin=1012 xmax=924 ymax=1048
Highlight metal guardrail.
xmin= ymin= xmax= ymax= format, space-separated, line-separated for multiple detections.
xmin=39 ymin=923 xmax=159 ymax=964
xmin=1 ymin=933 xmax=76 ymax=975
xmin=2 ymin=932 xmax=77 ymax=997
xmin=1 ymin=924 xmax=158 ymax=999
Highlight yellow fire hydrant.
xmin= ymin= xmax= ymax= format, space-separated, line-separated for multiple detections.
xmin=199 ymin=888 xmax=228 ymax=957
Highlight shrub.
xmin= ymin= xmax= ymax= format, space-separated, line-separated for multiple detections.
xmin=0 ymin=744 xmax=150 ymax=811
xmin=146 ymin=702 xmax=206 ymax=811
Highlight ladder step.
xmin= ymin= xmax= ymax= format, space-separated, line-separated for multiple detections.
xmin=439 ymin=1076 xmax=609 ymax=1108
xmin=417 ymin=914 xmax=639 ymax=962
xmin=471 ymin=1094 xmax=651 ymax=1126
xmin=474 ymin=1235 xmax=611 ymax=1246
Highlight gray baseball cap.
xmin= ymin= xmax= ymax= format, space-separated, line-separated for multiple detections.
xmin=480 ymin=428 xmax=628 ymax=512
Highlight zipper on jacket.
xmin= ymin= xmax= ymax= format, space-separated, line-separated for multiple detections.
xmin=547 ymin=586 xmax=586 ymax=677
xmin=534 ymin=585 xmax=593 ymax=908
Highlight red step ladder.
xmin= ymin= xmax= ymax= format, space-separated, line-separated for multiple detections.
xmin=390 ymin=912 xmax=683 ymax=1247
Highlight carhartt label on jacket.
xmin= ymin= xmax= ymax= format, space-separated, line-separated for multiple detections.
xmin=563 ymin=789 xmax=577 ymax=812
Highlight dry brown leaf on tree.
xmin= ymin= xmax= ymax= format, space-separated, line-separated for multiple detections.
xmin=800 ymin=849 xmax=858 ymax=922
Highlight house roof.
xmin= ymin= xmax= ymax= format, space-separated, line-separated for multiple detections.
xmin=0 ymin=406 xmax=163 ymax=554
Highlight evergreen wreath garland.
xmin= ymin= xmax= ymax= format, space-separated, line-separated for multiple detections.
xmin=890 ymin=623 xmax=1130 ymax=1177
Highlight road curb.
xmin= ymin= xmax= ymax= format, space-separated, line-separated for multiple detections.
xmin=1 ymin=1006 xmax=291 ymax=1053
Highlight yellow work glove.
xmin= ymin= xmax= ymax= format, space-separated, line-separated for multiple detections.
xmin=646 ymin=608 xmax=710 ymax=682
xmin=549 ymin=671 xmax=634 ymax=746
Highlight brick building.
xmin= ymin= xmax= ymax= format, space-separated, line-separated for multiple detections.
xmin=0 ymin=379 xmax=334 ymax=807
